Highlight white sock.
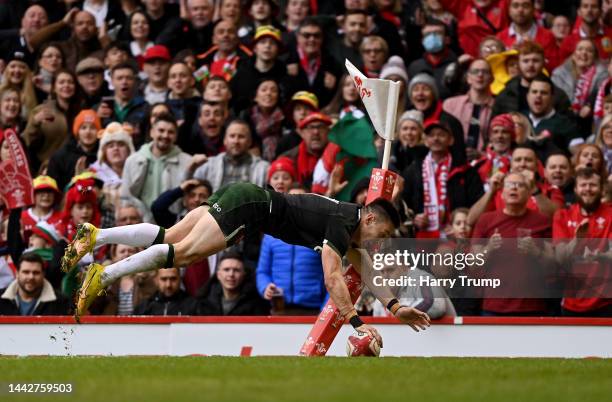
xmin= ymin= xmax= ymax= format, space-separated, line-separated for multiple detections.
xmin=101 ymin=244 xmax=172 ymax=286
xmin=96 ymin=224 xmax=163 ymax=247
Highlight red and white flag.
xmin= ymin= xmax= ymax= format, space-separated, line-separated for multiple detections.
xmin=345 ymin=59 xmax=401 ymax=141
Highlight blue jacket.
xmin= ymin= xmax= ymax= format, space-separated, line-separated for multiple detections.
xmin=256 ymin=235 xmax=326 ymax=309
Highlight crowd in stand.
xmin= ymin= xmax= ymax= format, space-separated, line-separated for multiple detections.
xmin=0 ymin=0 xmax=610 ymax=318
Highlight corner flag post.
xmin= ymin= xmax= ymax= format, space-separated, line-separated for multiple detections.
xmin=299 ymin=60 xmax=400 ymax=356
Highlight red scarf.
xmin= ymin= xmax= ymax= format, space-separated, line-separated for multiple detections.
xmin=363 ymin=66 xmax=380 ymax=78
xmin=423 ymin=101 xmax=444 ymax=127
xmin=210 ymin=52 xmax=240 ymax=81
xmin=298 ymin=47 xmax=321 ymax=85
xmin=424 ymin=48 xmax=450 ymax=67
xmin=296 ymin=141 xmax=319 ymax=184
xmin=594 ymin=77 xmax=611 ymax=119
xmin=572 ymin=65 xmax=597 ymax=112
xmin=250 ymin=105 xmax=285 ymax=161
xmin=422 ymin=152 xmax=451 ymax=235
xmin=380 ymin=11 xmax=401 ymax=27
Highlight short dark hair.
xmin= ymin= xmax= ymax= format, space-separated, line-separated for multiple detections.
xmin=545 ymin=152 xmax=570 ymax=166
xmin=111 ymin=61 xmax=138 ymax=76
xmin=529 ymin=74 xmax=554 ymax=94
xmin=217 ymin=250 xmax=244 ymax=267
xmin=18 ymin=252 xmax=44 ymax=270
xmin=298 ymin=16 xmax=322 ymax=33
xmin=423 ymin=17 xmax=448 ymax=36
xmin=104 ymin=40 xmax=130 ymax=58
xmin=152 ymin=112 xmax=178 ymax=128
xmin=575 ymin=166 xmax=603 ymax=185
xmin=190 ymin=179 xmax=213 ymax=196
xmin=226 ymin=118 xmax=252 ymax=136
xmin=345 ymin=9 xmax=368 ymax=18
xmin=365 ymin=198 xmax=400 ymax=229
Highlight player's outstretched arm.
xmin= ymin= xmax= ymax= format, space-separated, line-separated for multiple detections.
xmin=321 ymin=244 xmax=383 ymax=346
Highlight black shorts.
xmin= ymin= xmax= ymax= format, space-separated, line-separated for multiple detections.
xmin=204 ymin=182 xmax=271 ymax=246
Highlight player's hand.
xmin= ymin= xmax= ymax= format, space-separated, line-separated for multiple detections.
xmin=263 ymin=283 xmax=277 ymax=300
xmin=394 ymin=306 xmax=431 ymax=332
xmin=354 ymin=323 xmax=383 ymax=347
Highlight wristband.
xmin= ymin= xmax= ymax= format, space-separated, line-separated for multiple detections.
xmin=387 ymin=298 xmax=401 ymax=314
xmin=349 ymin=315 xmax=364 ymax=329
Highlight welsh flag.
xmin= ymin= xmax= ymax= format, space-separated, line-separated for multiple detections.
xmin=345 ymin=59 xmax=400 ymax=141
xmin=311 ymin=111 xmax=378 ymax=201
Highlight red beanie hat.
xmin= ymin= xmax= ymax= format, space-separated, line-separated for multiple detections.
xmin=490 ymin=113 xmax=516 ymax=139
xmin=62 ymin=178 xmax=101 ymax=226
xmin=267 ymin=156 xmax=297 ymax=182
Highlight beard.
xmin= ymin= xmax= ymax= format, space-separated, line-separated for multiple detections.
xmin=577 ymin=194 xmax=601 ymax=213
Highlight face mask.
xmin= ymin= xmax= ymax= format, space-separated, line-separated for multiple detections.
xmin=422 ymin=33 xmax=444 ymax=53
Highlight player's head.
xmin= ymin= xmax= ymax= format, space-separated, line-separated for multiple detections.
xmin=574 ymin=167 xmax=603 ymax=212
xmin=357 ymin=198 xmax=400 ymax=242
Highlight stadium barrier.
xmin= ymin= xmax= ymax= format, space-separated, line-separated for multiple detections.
xmin=1 ymin=316 xmax=611 ymax=358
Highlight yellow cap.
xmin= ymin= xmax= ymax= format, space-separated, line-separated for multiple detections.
xmin=254 ymin=25 xmax=282 ymax=43
xmin=32 ymin=175 xmax=60 ymax=193
xmin=291 ymin=91 xmax=319 ymax=110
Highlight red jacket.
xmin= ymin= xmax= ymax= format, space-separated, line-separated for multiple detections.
xmin=497 ymin=25 xmax=562 ymax=70
xmin=560 ymin=26 xmax=612 ymax=61
xmin=440 ymin=0 xmax=509 ymax=57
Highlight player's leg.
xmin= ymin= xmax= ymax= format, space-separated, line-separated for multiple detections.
xmin=163 ymin=205 xmax=208 ymax=243
xmin=76 ymin=213 xmax=228 ymax=316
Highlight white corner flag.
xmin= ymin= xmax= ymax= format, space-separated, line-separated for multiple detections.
xmin=345 ymin=59 xmax=401 ymax=142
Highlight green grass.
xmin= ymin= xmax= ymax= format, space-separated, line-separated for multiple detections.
xmin=0 ymin=356 xmax=610 ymax=402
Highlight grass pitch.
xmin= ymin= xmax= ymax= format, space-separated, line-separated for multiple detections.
xmin=0 ymin=356 xmax=610 ymax=402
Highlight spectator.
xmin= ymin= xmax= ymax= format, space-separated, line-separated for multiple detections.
xmin=443 ymin=58 xmax=495 ymax=157
xmin=560 ymin=0 xmax=612 ymax=61
xmin=408 ymin=73 xmax=467 ymax=164
xmin=329 ymin=9 xmax=368 ymax=69
xmin=402 ymin=121 xmax=484 ymax=238
xmin=0 ymin=51 xmax=37 ymax=119
xmin=390 ymin=110 xmax=428 ymax=173
xmin=166 ymin=61 xmax=201 ymax=127
xmin=439 ymin=0 xmax=509 ymax=58
xmin=380 ymin=56 xmax=409 ymax=117
xmin=472 ymin=172 xmax=552 ymax=316
xmin=102 ymin=41 xmax=130 ymax=91
xmin=497 ymin=0 xmax=560 ymax=70
xmin=193 ymin=119 xmax=269 ymax=191
xmin=32 ymin=43 xmax=64 ymax=98
xmin=468 ymin=145 xmax=564 ymax=225
xmin=572 ymin=144 xmax=608 ymax=181
xmin=257 ymin=157 xmax=326 ymax=314
xmin=231 ymin=25 xmax=287 ymax=113
xmin=151 ymin=179 xmax=212 ymax=228
xmin=29 ymin=10 xmax=103 ymax=72
xmin=359 ymin=35 xmax=388 ymax=78
xmin=322 ymin=75 xmax=363 ymax=120
xmin=0 ymin=253 xmax=69 ymax=316
xmin=285 ymin=17 xmax=340 ymax=107
xmin=76 ymin=57 xmax=110 ymax=108
xmin=510 ymin=110 xmax=558 ymax=161
xmin=203 ymin=76 xmax=233 ymax=105
xmin=553 ymin=167 xmax=612 ymax=317
xmin=551 ymin=15 xmax=571 ymax=47
xmin=125 ymin=10 xmax=154 ymax=67
xmin=19 ymin=176 xmax=62 ymax=246
xmin=91 ymin=244 xmax=156 ymax=315
xmin=281 ymin=112 xmax=330 ymax=188
xmin=471 ymin=114 xmax=515 ymax=187
xmin=408 ymin=18 xmax=458 ymax=100
xmin=194 ymin=19 xmax=252 ymax=82
xmin=115 ymin=202 xmax=144 ymax=226
xmin=120 ymin=113 xmax=196 ymax=218
xmin=218 ymin=0 xmax=242 ymax=26
xmin=179 ymin=100 xmax=228 ymax=156
xmin=0 ymin=88 xmax=24 ymax=133
xmin=553 ymin=39 xmax=607 ymax=127
xmin=47 ymin=109 xmax=101 ymax=191
xmin=143 ymin=0 xmax=180 ymax=41
xmin=195 ymin=251 xmax=270 ymax=315
xmin=0 ymin=5 xmax=49 ymax=64
xmin=82 ymin=0 xmax=126 ymax=31
xmin=134 ymin=268 xmax=195 ymax=315
xmin=97 ymin=62 xmax=148 ymax=145
xmin=479 ymin=36 xmax=506 ymax=58
xmin=141 ymin=45 xmax=171 ymax=105
xmin=544 ymin=152 xmax=574 ymax=205
xmin=283 ymin=0 xmax=310 ymax=33
xmin=493 ymin=41 xmax=571 ymax=117
xmin=527 ymin=75 xmax=580 ymax=153
xmin=241 ymin=79 xmax=285 ymax=161
xmin=23 ymin=69 xmax=81 ymax=173
xmin=594 ymin=114 xmax=612 ymax=176
xmin=157 ymin=0 xmax=215 ymax=55
xmin=239 ymin=0 xmax=283 ymax=44
xmin=276 ymin=91 xmax=319 ymax=157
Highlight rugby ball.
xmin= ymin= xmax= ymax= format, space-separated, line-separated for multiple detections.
xmin=346 ymin=332 xmax=381 ymax=357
